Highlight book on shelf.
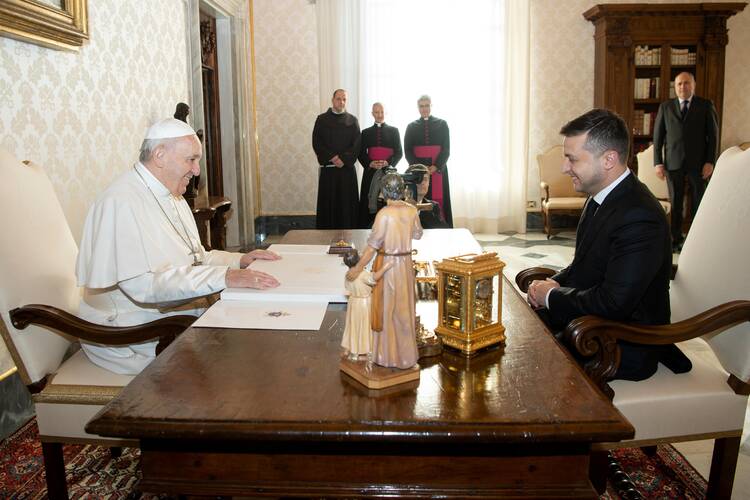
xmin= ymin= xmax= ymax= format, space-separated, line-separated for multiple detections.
xmin=670 ymin=47 xmax=696 ymax=65
xmin=634 ymin=77 xmax=660 ymax=99
xmin=634 ymin=45 xmax=661 ymax=66
xmin=631 ymin=110 xmax=656 ymax=136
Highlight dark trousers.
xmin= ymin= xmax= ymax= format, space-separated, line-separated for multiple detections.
xmin=666 ymin=167 xmax=706 ymax=242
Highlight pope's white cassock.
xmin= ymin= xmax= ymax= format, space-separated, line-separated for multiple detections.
xmin=76 ymin=162 xmax=242 ymax=374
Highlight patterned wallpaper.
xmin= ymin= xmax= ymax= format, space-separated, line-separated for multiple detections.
xmin=0 ymin=0 xmax=190 ymax=374
xmin=527 ymin=0 xmax=750 ymax=205
xmin=253 ymin=0 xmax=320 ymax=215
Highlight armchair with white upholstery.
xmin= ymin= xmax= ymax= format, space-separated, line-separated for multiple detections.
xmin=0 ymin=148 xmax=195 ymax=499
xmin=537 ymin=145 xmax=587 ymax=238
xmin=517 ymin=145 xmax=750 ymax=498
xmin=636 ymin=144 xmax=671 ymax=216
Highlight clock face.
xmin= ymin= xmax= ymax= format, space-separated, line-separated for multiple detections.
xmin=475 ymin=278 xmax=492 ymax=300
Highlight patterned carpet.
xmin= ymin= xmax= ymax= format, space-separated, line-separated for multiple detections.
xmin=1 ymin=417 xmax=708 ymax=499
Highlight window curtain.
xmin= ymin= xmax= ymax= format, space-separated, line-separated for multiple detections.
xmin=315 ymin=0 xmax=530 ymax=233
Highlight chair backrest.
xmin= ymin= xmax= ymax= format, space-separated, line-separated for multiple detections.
xmin=636 ymin=145 xmax=669 ymax=200
xmin=671 ymin=146 xmax=750 ymax=381
xmin=0 ymin=148 xmax=80 ymax=385
xmin=537 ymin=145 xmax=583 ymax=199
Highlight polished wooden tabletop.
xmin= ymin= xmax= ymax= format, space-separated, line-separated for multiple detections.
xmin=87 ymin=229 xmax=632 ymax=445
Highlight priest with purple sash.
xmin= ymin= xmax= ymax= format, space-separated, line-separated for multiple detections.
xmin=357 ymin=102 xmax=403 ymax=228
xmin=404 ymin=94 xmax=452 ymax=227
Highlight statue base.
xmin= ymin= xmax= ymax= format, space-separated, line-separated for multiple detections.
xmin=339 ymin=358 xmax=420 ymax=390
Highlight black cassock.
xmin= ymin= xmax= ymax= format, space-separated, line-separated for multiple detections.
xmin=356 ymin=122 xmax=403 ymax=228
xmin=404 ymin=116 xmax=452 ymax=227
xmin=312 ymin=109 xmax=361 ymax=229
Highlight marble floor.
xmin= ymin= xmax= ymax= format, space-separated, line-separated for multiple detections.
xmin=475 ymin=230 xmax=750 ymax=499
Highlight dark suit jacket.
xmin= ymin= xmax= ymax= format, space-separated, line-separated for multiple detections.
xmin=547 ymin=173 xmax=687 ymax=381
xmin=653 ymin=95 xmax=719 ymax=172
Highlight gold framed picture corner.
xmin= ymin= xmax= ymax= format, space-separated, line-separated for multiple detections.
xmin=0 ymin=0 xmax=88 ymax=51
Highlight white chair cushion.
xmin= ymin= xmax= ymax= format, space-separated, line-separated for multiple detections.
xmin=53 ymin=349 xmax=133 ymax=387
xmin=34 ymin=350 xmax=133 ymax=440
xmin=542 ymin=197 xmax=587 ymax=210
xmin=0 ymin=150 xmax=81 ymax=384
xmin=636 ymin=145 xmax=670 ymax=200
xmin=612 ymin=341 xmax=747 ymax=442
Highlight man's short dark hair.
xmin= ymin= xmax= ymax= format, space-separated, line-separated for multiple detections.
xmin=333 ymin=88 xmax=346 ymax=98
xmin=559 ymin=108 xmax=630 ymax=162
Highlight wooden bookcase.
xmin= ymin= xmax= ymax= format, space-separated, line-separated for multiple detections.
xmin=583 ymin=3 xmax=745 ymax=163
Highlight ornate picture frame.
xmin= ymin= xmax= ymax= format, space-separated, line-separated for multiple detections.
xmin=0 ymin=0 xmax=88 ymax=51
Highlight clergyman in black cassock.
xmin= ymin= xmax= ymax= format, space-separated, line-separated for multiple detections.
xmin=357 ymin=102 xmax=402 ymax=228
xmin=404 ymin=95 xmax=453 ymax=227
xmin=526 ymin=109 xmax=691 ymax=382
xmin=312 ymin=89 xmax=361 ymax=229
xmin=653 ymin=72 xmax=718 ymax=246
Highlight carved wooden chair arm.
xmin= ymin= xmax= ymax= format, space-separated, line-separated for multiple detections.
xmin=515 ymin=267 xmax=556 ymax=293
xmin=10 ymin=304 xmax=196 ymax=355
xmin=564 ymin=300 xmax=750 ymax=400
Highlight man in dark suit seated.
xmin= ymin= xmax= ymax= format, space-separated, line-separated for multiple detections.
xmin=526 ymin=109 xmax=691 ymax=381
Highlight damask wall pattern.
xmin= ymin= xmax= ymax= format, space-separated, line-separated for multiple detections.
xmin=253 ymin=0 xmax=321 ymax=215
xmin=527 ymin=0 xmax=750 ymax=206
xmin=0 ymin=0 xmax=190 ymax=373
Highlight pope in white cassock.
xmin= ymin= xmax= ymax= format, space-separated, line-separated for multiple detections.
xmin=76 ymin=118 xmax=281 ymax=374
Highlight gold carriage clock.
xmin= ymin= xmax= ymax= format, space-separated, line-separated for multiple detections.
xmin=434 ymin=252 xmax=505 ymax=355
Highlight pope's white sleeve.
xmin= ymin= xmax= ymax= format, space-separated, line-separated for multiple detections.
xmin=204 ymin=249 xmax=243 ymax=268
xmin=118 ymin=265 xmax=229 ymax=304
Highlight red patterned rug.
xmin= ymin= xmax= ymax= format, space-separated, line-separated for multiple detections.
xmin=2 ymin=417 xmax=708 ymax=499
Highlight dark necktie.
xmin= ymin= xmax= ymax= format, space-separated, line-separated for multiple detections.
xmin=680 ymin=100 xmax=689 ymax=121
xmin=577 ymin=198 xmax=600 ymax=243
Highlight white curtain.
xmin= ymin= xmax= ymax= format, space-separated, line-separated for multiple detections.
xmin=316 ymin=0 xmax=530 ymax=233
xmin=315 ymin=0 xmax=361 ymax=114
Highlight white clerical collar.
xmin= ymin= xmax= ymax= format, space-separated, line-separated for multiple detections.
xmin=422 ymin=117 xmax=430 ymax=121
xmin=375 ymin=122 xmax=383 ymax=127
xmin=331 ymin=108 xmax=345 ymax=115
xmin=593 ymin=168 xmax=631 ymax=205
xmin=134 ymin=162 xmax=171 ymax=198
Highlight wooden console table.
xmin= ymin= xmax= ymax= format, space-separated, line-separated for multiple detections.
xmin=86 ymin=229 xmax=632 ymax=498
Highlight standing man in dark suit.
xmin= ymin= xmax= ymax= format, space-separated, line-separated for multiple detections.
xmin=653 ymin=72 xmax=719 ymax=249
xmin=526 ymin=109 xmax=691 ymax=382
xmin=312 ymin=89 xmax=361 ymax=229
xmin=404 ymin=95 xmax=453 ymax=227
xmin=357 ymin=102 xmax=402 ymax=228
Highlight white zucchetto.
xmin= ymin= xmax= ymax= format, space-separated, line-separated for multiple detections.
xmin=144 ymin=118 xmax=197 ymax=140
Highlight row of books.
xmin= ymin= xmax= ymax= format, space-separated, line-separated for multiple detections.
xmin=634 ymin=46 xmax=696 ymax=66
xmin=634 ymin=77 xmax=660 ymax=99
xmin=671 ymin=47 xmax=696 ymax=65
xmin=633 ymin=110 xmax=656 ymax=136
xmin=635 ymin=45 xmax=661 ymax=66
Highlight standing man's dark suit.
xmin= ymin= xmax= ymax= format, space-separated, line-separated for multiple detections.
xmin=653 ymin=74 xmax=719 ymax=245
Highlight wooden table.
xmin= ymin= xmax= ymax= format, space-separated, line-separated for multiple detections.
xmin=86 ymin=229 xmax=632 ymax=499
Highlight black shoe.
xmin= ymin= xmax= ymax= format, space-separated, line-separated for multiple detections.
xmin=659 ymin=345 xmax=692 ymax=374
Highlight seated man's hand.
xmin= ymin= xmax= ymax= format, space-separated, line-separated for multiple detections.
xmin=226 ymin=268 xmax=280 ymax=289
xmin=240 ymin=249 xmax=281 ymax=268
xmin=527 ymin=278 xmax=559 ymax=309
